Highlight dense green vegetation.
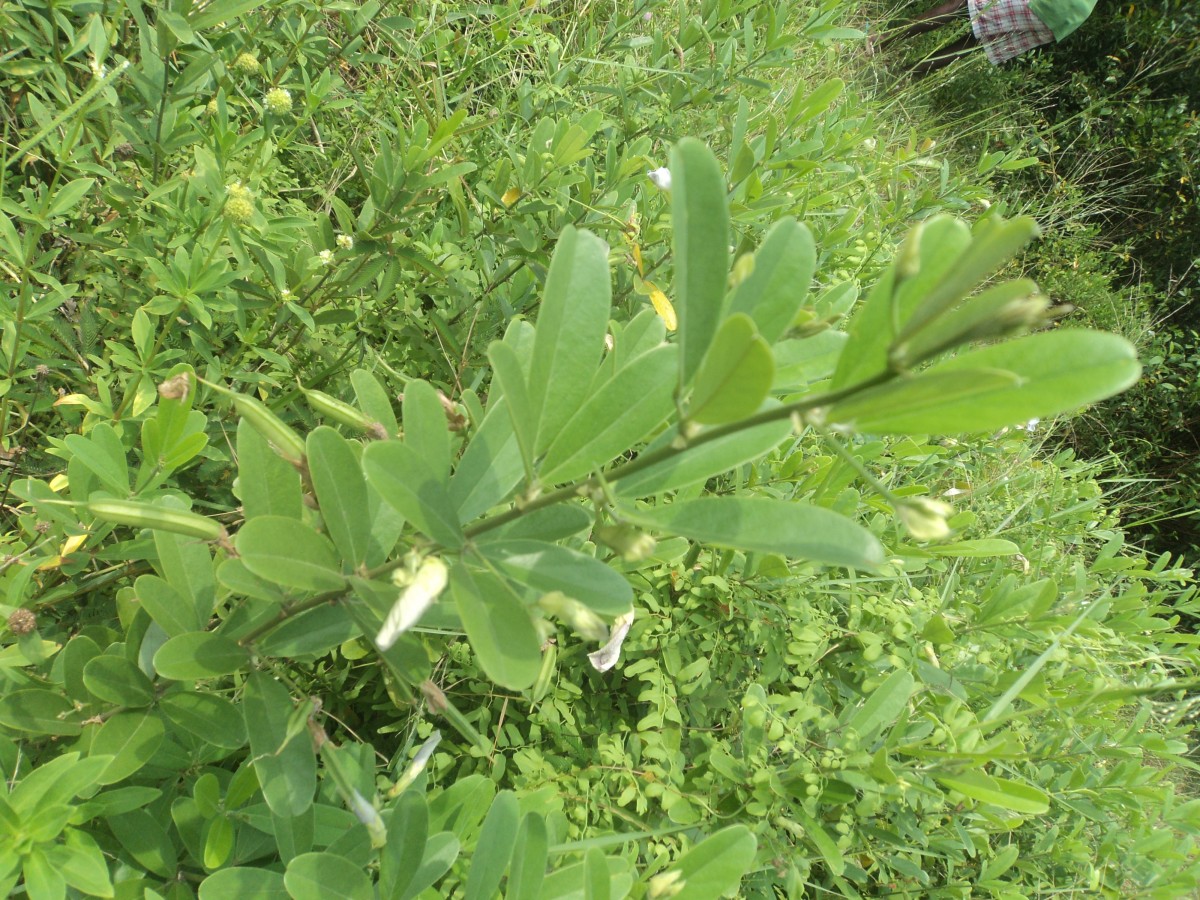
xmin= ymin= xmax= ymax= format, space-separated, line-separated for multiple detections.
xmin=0 ymin=1 xmax=1196 ymax=897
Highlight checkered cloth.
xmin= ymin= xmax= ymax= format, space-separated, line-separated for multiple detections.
xmin=968 ymin=0 xmax=1056 ymax=64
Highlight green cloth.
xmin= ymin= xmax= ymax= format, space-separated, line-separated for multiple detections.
xmin=1028 ymin=0 xmax=1099 ymax=41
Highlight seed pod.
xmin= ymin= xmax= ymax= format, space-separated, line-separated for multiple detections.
xmin=530 ymin=640 xmax=558 ymax=702
xmin=232 ymin=394 xmax=307 ymax=465
xmin=302 ymin=388 xmax=386 ymax=438
xmin=89 ymin=499 xmax=227 ymax=541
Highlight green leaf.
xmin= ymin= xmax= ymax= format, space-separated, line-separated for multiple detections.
xmin=488 ymin=341 xmax=538 ymax=480
xmin=154 ymin=632 xmax=249 ymax=680
xmin=199 ymin=867 xmax=288 ymax=900
xmin=451 ymin=567 xmax=542 ymax=691
xmin=65 ymin=424 xmax=128 ymax=494
xmin=9 ymin=753 xmax=111 ymax=813
xmin=540 ymin=345 xmax=678 ymax=484
xmin=364 ymin=441 xmax=465 ymax=548
xmin=934 ymin=770 xmax=1050 ymax=815
xmin=381 ymin=792 xmax=428 ymax=900
xmin=237 ymin=418 xmax=303 ymax=520
xmin=135 ymin=574 xmax=204 ymax=637
xmin=479 ymin=540 xmax=634 ymax=615
xmin=727 ymin=218 xmax=816 ymax=344
xmin=0 ymin=688 xmax=82 ymax=736
xmin=48 ymin=178 xmax=96 ymax=218
xmin=670 ymin=824 xmax=757 ymax=899
xmin=285 ymin=852 xmax=374 ymax=900
xmin=153 ymin=506 xmax=217 ymax=626
xmin=687 ymin=314 xmax=774 ymax=424
xmin=89 ymin=712 xmax=166 ymax=785
xmin=930 ymin=539 xmax=1021 ymax=558
xmin=159 ymin=691 xmax=248 ymax=750
xmin=351 ymin=368 xmax=399 ymax=438
xmin=833 ymin=216 xmax=972 ymax=389
xmin=403 ymin=379 xmax=453 ymax=483
xmin=613 ymin=416 xmax=792 ymax=497
xmin=45 ymin=829 xmax=115 ymax=897
xmin=61 ymin=635 xmax=102 ymax=703
xmin=527 ymin=226 xmax=612 ymax=453
xmin=107 ymin=809 xmax=177 ymax=878
xmin=307 ymin=427 xmax=372 ymax=568
xmin=845 ymin=670 xmax=915 ymax=739
xmin=82 ymin=655 xmax=155 ymax=708
xmin=773 ymin=331 xmax=848 ymax=390
xmin=791 ymin=810 xmax=845 ymax=878
xmin=898 ymin=214 xmax=1041 ymax=342
xmin=475 ymin=503 xmax=592 ymax=545
xmin=285 ymin=854 xmax=374 ymax=900
xmin=671 ymin=138 xmax=731 ymax=387
xmin=236 ymin=516 xmax=347 ymax=592
xmin=190 ymin=0 xmax=269 ymax=28
xmin=450 ymin=397 xmax=525 ymax=522
xmin=244 ymin=672 xmax=317 ymax=818
xmin=583 ymin=847 xmax=610 ymax=900
xmin=401 ymin=832 xmax=460 ymax=900
xmin=507 ymin=812 xmax=548 ymax=900
xmin=626 ymin=497 xmax=884 ymax=569
xmin=257 ymin=604 xmax=359 ymax=658
xmin=826 ymin=330 xmax=1141 ymax=434
xmin=464 ymin=791 xmax=520 ymax=900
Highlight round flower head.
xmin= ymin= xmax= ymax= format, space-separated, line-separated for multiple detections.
xmin=336 ymin=233 xmax=354 ymax=251
xmin=224 ymin=196 xmax=255 ymax=223
xmin=232 ymin=53 xmax=260 ymax=75
xmin=224 ymin=182 xmax=255 ymax=223
xmin=317 ymin=249 xmax=334 ymax=266
xmin=263 ymin=87 xmax=292 ymax=115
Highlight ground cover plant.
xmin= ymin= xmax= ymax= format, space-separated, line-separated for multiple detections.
xmin=1 ymin=0 xmax=1198 ymax=897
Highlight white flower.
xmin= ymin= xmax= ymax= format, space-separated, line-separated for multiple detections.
xmin=647 ymin=167 xmax=672 ymax=191
xmin=863 ymin=138 xmax=877 ymax=151
xmin=317 ymin=249 xmax=334 ymax=266
xmin=588 ymin=609 xmax=635 ymax=673
xmin=336 ymin=233 xmax=354 ymax=250
xmin=376 ymin=557 xmax=448 ymax=650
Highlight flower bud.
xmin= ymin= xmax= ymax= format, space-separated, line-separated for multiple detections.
xmin=594 ymin=524 xmax=656 ymax=562
xmin=232 ymin=53 xmax=260 ymax=75
xmin=377 ymin=557 xmax=449 ymax=650
xmin=8 ymin=608 xmax=36 ymax=636
xmin=648 ymin=870 xmax=686 ymax=899
xmin=263 ymin=87 xmax=292 ymax=115
xmin=538 ymin=591 xmax=608 ymax=641
xmin=896 ymin=498 xmax=953 ymax=542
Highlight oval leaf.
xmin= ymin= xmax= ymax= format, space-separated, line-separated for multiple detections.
xmin=671 ymin=138 xmax=731 ymax=387
xmin=688 ymin=314 xmax=774 ymax=425
xmin=236 ymin=516 xmax=347 ymax=592
xmin=307 ymin=426 xmax=371 ymax=568
xmin=828 ymin=330 xmax=1140 ymax=434
xmin=479 ymin=540 xmax=634 ymax=615
xmin=626 ymin=497 xmax=883 ymax=569
xmin=154 ymin=632 xmax=249 ymax=681
xmin=452 ymin=568 xmax=542 ymax=691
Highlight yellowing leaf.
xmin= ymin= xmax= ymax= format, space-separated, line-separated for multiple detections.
xmin=49 ymin=474 xmax=69 ymax=492
xmin=37 ymin=556 xmax=66 ymax=571
xmin=646 ymin=283 xmax=677 ymax=331
xmin=60 ymin=533 xmax=89 ymax=555
xmin=632 ymin=243 xmax=644 ymax=276
xmin=501 ymin=187 xmax=522 ymax=207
